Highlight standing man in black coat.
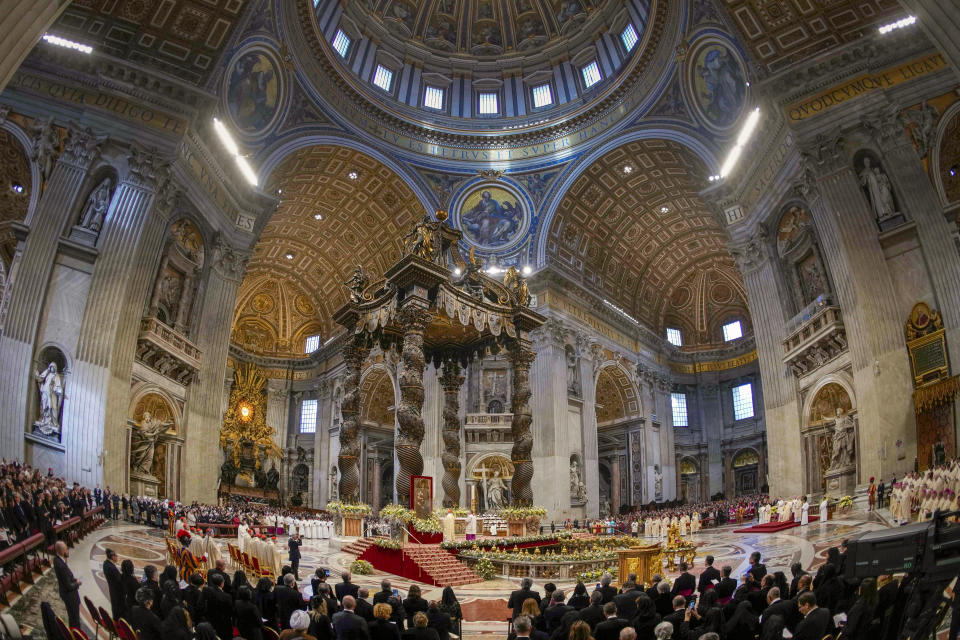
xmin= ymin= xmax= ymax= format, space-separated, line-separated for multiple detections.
xmin=697 ymin=555 xmax=721 ymax=595
xmin=507 ymin=577 xmax=541 ymax=618
xmin=103 ymin=548 xmax=126 ymax=620
xmin=53 ymin=541 xmax=81 ymax=629
xmin=578 ymin=592 xmax=605 ymax=631
xmin=276 ymin=573 xmax=307 ymax=629
xmin=715 ymin=566 xmax=737 ymax=602
xmin=335 ymin=571 xmax=360 ymax=603
xmin=671 ymin=562 xmax=696 ymax=597
xmin=288 ymin=531 xmax=302 ymax=580
xmin=593 ymin=602 xmax=628 ymax=640
xmin=748 ymin=552 xmax=767 ymax=584
xmin=199 ymin=572 xmax=234 ymax=640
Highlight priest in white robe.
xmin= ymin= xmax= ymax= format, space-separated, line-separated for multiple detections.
xmin=801 ymin=498 xmax=810 ymax=525
xmin=465 ymin=512 xmax=477 ymax=541
xmin=237 ymin=522 xmax=249 ymax=554
xmin=819 ymin=497 xmax=829 ymax=523
xmin=443 ymin=510 xmax=456 ymax=542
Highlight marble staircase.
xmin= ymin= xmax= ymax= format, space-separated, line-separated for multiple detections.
xmin=401 ymin=545 xmax=479 ymax=587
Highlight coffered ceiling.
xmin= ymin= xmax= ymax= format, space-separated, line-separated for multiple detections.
xmin=545 ymin=138 xmax=750 ymax=347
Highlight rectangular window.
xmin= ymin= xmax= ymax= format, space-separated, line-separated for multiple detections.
xmin=581 ymin=61 xmax=602 ymax=88
xmin=621 ymin=24 xmax=639 ymax=51
xmin=532 ymin=83 xmax=553 ymax=108
xmin=373 ymin=65 xmax=393 ymax=92
xmin=732 ymin=383 xmax=754 ymax=420
xmin=722 ymin=320 xmax=743 ymax=342
xmin=671 ymin=392 xmax=688 ymax=427
xmin=666 ymin=327 xmax=682 ymax=347
xmin=299 ymin=399 xmax=318 ymax=434
xmin=332 ymin=29 xmax=351 ymax=57
xmin=304 ymin=335 xmax=321 ymax=354
xmin=424 ymin=85 xmax=444 ymax=110
xmin=478 ymin=92 xmax=499 ymax=114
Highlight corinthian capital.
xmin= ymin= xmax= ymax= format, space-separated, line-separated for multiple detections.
xmin=532 ymin=317 xmax=567 ymax=348
xmin=799 ymin=131 xmax=847 ymax=175
xmin=212 ymin=234 xmax=249 ymax=282
xmin=61 ymin=125 xmax=105 ymax=169
xmin=863 ymin=103 xmax=907 ymax=147
xmin=729 ymin=225 xmax=770 ymax=275
xmin=126 ymin=142 xmax=169 ymax=190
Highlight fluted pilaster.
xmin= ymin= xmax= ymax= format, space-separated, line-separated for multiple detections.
xmin=0 ymin=125 xmax=102 ymax=463
xmin=0 ymin=1 xmax=70 ymax=93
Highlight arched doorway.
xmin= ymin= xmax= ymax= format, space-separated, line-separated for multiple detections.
xmin=732 ymin=449 xmax=759 ymax=496
xmin=467 ymin=453 xmax=514 ymax=513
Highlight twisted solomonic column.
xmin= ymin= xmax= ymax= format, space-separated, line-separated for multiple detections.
xmin=338 ymin=340 xmax=369 ymax=503
xmin=395 ymin=306 xmax=432 ymax=505
xmin=509 ymin=346 xmax=536 ymax=505
xmin=439 ymin=359 xmax=464 ymax=507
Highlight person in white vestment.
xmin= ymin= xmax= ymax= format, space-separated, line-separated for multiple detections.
xmin=465 ymin=512 xmax=477 ymax=541
xmin=443 ymin=510 xmax=456 ymax=542
xmin=801 ymin=498 xmax=810 ymax=525
xmin=819 ymin=497 xmax=829 ymax=522
xmin=203 ymin=529 xmax=221 ymax=570
xmin=237 ymin=521 xmax=249 ymax=554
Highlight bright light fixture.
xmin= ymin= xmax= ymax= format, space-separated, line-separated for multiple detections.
xmin=453 ymin=268 xmax=462 ymax=276
xmin=522 ymin=266 xmax=533 ymax=276
xmin=623 ymin=165 xmax=633 ymax=174
xmin=285 ymin=252 xmax=295 ymax=260
xmin=878 ymin=16 xmax=916 ymax=34
xmin=660 ymin=205 xmax=670 ymax=214
xmin=236 ymin=156 xmax=258 ymax=186
xmin=42 ymin=34 xmax=92 ymax=54
xmin=212 ymin=118 xmax=240 ymax=156
xmin=348 ymin=171 xmax=358 ymax=180
xmin=719 ymin=107 xmax=760 ymax=178
xmin=314 ymin=213 xmax=323 ymax=220
xmin=11 ymin=182 xmax=24 ymax=194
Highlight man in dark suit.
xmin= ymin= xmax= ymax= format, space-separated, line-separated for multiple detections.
xmin=333 ymin=596 xmax=370 ymax=640
xmin=748 ymin=552 xmax=767 ymax=584
xmin=543 ymin=590 xmax=574 ymax=634
xmin=103 ymin=548 xmax=126 ymax=620
xmin=507 ymin=577 xmax=541 ymax=618
xmin=354 ymin=587 xmax=375 ymax=621
xmin=671 ymin=562 xmax=696 ymax=597
xmin=697 ymin=555 xmax=721 ymax=594
xmin=613 ymin=582 xmax=642 ymax=620
xmin=662 ymin=596 xmax=687 ymax=631
xmin=53 ymin=541 xmax=81 ymax=628
xmin=579 ymin=591 xmax=605 ymax=630
xmin=198 ymin=572 xmax=234 ymax=640
xmin=715 ymin=566 xmax=737 ymax=602
xmin=275 ymin=573 xmax=307 ymax=629
xmin=207 ymin=559 xmax=232 ymax=597
xmin=794 ymin=592 xmax=832 ymax=640
xmin=761 ymin=587 xmax=799 ymax=633
xmin=289 ymin=532 xmax=302 ymax=580
xmin=127 ymin=587 xmax=163 ymax=640
xmin=512 ymin=615 xmax=534 ymax=640
xmin=595 ymin=574 xmax=618 ymax=604
xmin=645 ymin=575 xmax=662 ymax=600
xmin=335 ymin=571 xmax=360 ymax=603
xmin=593 ymin=602 xmax=628 ymax=640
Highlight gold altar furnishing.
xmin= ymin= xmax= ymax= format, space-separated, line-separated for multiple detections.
xmin=663 ymin=523 xmax=698 ymax=570
xmin=617 ymin=544 xmax=664 ymax=586
xmin=219 ymin=363 xmax=283 ymax=482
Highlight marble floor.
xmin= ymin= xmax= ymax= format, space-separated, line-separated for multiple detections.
xmin=20 ymin=510 xmax=894 ymax=639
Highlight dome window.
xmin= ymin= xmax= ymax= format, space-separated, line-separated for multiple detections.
xmin=424 ymin=85 xmax=444 ymax=110
xmin=581 ymin=60 xmax=602 ymax=89
xmin=666 ymin=327 xmax=682 ymax=346
xmin=532 ymin=83 xmax=553 ymax=109
xmin=478 ymin=92 xmax=499 ymax=115
xmin=332 ymin=29 xmax=351 ymax=58
xmin=621 ymin=24 xmax=639 ymax=52
xmin=373 ymin=65 xmax=393 ymax=92
xmin=305 ymin=335 xmax=321 ymax=354
xmin=722 ymin=320 xmax=743 ymax=342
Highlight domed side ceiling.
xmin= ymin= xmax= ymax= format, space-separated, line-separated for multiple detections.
xmin=235 ymin=146 xmax=426 ymax=354
xmin=365 ymin=0 xmax=606 ymax=56
xmin=0 ymin=130 xmax=32 ymax=266
xmin=545 ymin=139 xmax=750 ymax=347
xmin=232 ymin=275 xmax=323 ymax=357
xmin=664 ymin=267 xmax=750 ymax=347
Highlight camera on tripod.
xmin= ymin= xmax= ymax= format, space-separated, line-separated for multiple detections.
xmin=844 ymin=509 xmax=960 ymax=580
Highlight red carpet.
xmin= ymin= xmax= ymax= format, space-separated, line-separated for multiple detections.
xmin=733 ymin=516 xmax=818 ymax=533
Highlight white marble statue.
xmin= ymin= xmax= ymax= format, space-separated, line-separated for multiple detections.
xmin=79 ymin=177 xmax=113 ymax=232
xmin=130 ymin=411 xmax=172 ymax=475
xmin=654 ymin=465 xmax=663 ymax=499
xmin=829 ymin=408 xmax=856 ymax=470
xmin=33 ymin=362 xmax=63 ymax=437
xmin=486 ymin=470 xmax=508 ymax=509
xmin=570 ymin=459 xmax=586 ymax=501
xmin=859 ymin=157 xmax=897 ymax=222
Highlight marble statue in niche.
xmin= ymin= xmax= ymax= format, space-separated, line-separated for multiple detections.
xmin=329 ymin=466 xmax=339 ymax=500
xmin=130 ymin=411 xmax=172 ymax=476
xmin=570 ymin=458 xmax=587 ymax=502
xmin=566 ymin=345 xmax=581 ymax=395
xmin=828 ymin=408 xmax=856 ymax=470
xmin=33 ymin=362 xmax=63 ymax=437
xmin=485 ymin=469 xmax=508 ymax=509
xmin=859 ymin=157 xmax=898 ymax=223
xmin=654 ymin=464 xmax=663 ymax=500
xmin=78 ymin=177 xmax=113 ymax=233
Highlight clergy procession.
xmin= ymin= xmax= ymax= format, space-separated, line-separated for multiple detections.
xmin=888 ymin=459 xmax=960 ymax=524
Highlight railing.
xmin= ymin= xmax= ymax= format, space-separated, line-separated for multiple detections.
xmin=139 ymin=316 xmax=202 ymax=363
xmin=465 ymin=413 xmax=514 ymax=426
xmin=784 ymin=294 xmax=834 ymax=335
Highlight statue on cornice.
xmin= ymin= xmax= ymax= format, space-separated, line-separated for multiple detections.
xmin=344 ymin=265 xmax=368 ymax=303
xmin=31 ymin=117 xmax=58 ymax=184
xmin=859 ymin=157 xmax=898 ymax=223
xmin=404 ymin=214 xmax=440 ymax=261
xmin=503 ymin=266 xmax=530 ymax=307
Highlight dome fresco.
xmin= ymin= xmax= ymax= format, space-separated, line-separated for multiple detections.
xmin=362 ymin=0 xmax=605 ymax=57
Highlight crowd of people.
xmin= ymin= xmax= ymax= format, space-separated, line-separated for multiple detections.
xmin=506 ymin=547 xmax=901 ymax=640
xmin=888 ymin=459 xmax=960 ymax=523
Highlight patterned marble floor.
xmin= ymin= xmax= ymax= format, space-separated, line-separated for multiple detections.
xmin=47 ymin=510 xmax=893 ymax=639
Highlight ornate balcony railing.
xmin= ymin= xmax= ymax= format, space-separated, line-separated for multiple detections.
xmin=136 ymin=316 xmax=202 ymax=384
xmin=782 ymin=304 xmax=846 ymax=377
xmin=465 ymin=413 xmax=514 ymax=444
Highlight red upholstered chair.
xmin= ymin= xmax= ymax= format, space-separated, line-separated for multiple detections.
xmin=263 ymin=626 xmax=280 ymax=640
xmin=98 ymin=606 xmax=118 ymax=640
xmin=55 ymin=616 xmax=72 ymax=640
xmin=84 ymin=596 xmax=104 ymax=639
xmin=72 ymin=627 xmax=91 ymax=640
xmin=116 ymin=618 xmax=139 ymax=640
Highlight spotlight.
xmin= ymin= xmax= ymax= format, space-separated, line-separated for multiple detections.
xmin=453 ymin=268 xmax=462 ymax=276
xmin=348 ymin=171 xmax=359 ymax=180
xmin=950 ymin=166 xmax=958 ymax=177
xmin=623 ymin=165 xmax=633 ymax=174
xmin=285 ymin=252 xmax=295 ymax=260
xmin=42 ymin=34 xmax=92 ymax=54
xmin=10 ymin=182 xmax=24 ymax=194
xmin=522 ymin=266 xmax=533 ymax=276
xmin=314 ymin=213 xmax=323 ymax=220
xmin=212 ymin=118 xmax=239 ymax=156
xmin=878 ymin=16 xmax=916 ymax=34
xmin=660 ymin=205 xmax=670 ymax=214
xmin=236 ymin=156 xmax=258 ymax=187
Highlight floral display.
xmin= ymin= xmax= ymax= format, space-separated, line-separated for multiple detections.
xmin=474 ymin=555 xmax=496 ymax=580
xmin=325 ymin=501 xmax=372 ymax=516
xmin=499 ymin=506 xmax=548 ymax=520
xmin=372 ymin=538 xmax=404 ymax=550
xmin=350 ymin=559 xmax=374 ymax=575
xmin=440 ymin=532 xmax=571 ymax=550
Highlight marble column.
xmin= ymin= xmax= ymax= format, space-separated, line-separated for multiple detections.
xmin=340 ymin=339 xmax=370 ymax=503
xmin=896 ymin=0 xmax=960 ymax=81
xmin=395 ymin=306 xmax=431 ymax=505
xmin=611 ymin=455 xmax=620 ymax=515
xmin=182 ymin=240 xmax=245 ymax=502
xmin=697 ymin=380 xmax=723 ymax=495
xmin=0 ymin=125 xmax=100 ymax=462
xmin=372 ymin=455 xmax=382 ymax=510
xmin=509 ymin=344 xmax=536 ymax=505
xmin=440 ymin=359 xmax=464 ymax=507
xmin=313 ymin=381 xmax=331 ymax=507
xmin=0 ymin=1 xmax=71 ymax=92
xmin=578 ymin=335 xmax=600 ymax=517
xmin=724 ymin=454 xmax=734 ymax=497
xmin=800 ymin=135 xmax=914 ymax=482
xmin=730 ymin=228 xmax=801 ymax=495
xmin=69 ymin=146 xmax=174 ymax=489
xmin=654 ymin=378 xmax=677 ymax=500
